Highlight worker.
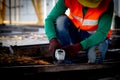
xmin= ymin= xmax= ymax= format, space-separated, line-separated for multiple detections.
xmin=44 ymin=0 xmax=114 ymax=64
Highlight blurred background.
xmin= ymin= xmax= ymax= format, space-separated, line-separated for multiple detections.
xmin=0 ymin=0 xmax=59 ymax=26
xmin=0 ymin=0 xmax=60 ymax=46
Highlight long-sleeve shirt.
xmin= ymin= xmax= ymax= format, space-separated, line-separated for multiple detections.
xmin=45 ymin=0 xmax=114 ymax=50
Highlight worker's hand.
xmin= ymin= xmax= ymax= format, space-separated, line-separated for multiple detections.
xmin=62 ymin=43 xmax=82 ymax=58
xmin=48 ymin=38 xmax=62 ymax=57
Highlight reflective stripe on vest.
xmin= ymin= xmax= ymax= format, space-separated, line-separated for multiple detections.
xmin=83 ymin=19 xmax=98 ymax=26
xmin=72 ymin=14 xmax=98 ymax=26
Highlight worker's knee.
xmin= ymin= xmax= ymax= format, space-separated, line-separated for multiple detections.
xmin=87 ymin=40 xmax=108 ymax=64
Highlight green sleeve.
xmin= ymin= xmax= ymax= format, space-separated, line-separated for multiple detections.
xmin=44 ymin=0 xmax=67 ymax=40
xmin=80 ymin=1 xmax=114 ymax=50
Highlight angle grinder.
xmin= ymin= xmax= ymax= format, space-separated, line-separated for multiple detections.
xmin=54 ymin=49 xmax=66 ymax=64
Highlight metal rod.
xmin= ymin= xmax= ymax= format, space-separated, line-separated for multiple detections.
xmin=8 ymin=46 xmax=14 ymax=54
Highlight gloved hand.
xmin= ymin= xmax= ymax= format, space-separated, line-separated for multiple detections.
xmin=48 ymin=38 xmax=62 ymax=57
xmin=62 ymin=43 xmax=82 ymax=58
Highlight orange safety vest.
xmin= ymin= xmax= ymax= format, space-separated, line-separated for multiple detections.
xmin=65 ymin=0 xmax=112 ymax=38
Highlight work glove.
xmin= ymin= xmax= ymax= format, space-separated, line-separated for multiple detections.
xmin=62 ymin=43 xmax=82 ymax=58
xmin=48 ymin=38 xmax=62 ymax=57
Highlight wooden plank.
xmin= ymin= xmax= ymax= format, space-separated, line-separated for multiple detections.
xmin=36 ymin=62 xmax=120 ymax=72
xmin=1 ymin=61 xmax=120 ymax=73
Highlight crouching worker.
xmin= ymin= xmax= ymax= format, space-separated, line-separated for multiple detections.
xmin=44 ymin=0 xmax=114 ymax=64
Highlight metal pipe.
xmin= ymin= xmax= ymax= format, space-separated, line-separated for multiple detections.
xmin=14 ymin=0 xmax=16 ymax=24
xmin=9 ymin=0 xmax=11 ymax=24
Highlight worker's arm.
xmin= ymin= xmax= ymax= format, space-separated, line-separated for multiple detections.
xmin=45 ymin=0 xmax=67 ymax=40
xmin=80 ymin=0 xmax=114 ymax=50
